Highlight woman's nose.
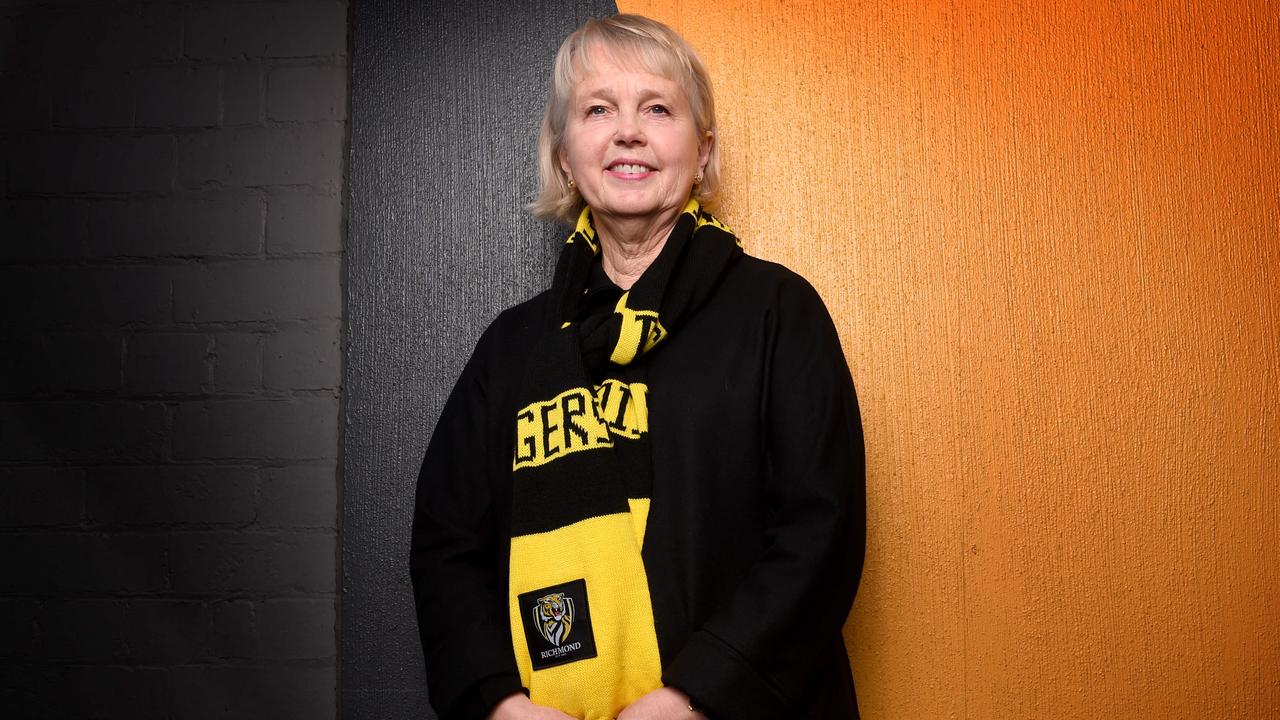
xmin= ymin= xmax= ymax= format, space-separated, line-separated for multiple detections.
xmin=613 ymin=111 xmax=644 ymax=144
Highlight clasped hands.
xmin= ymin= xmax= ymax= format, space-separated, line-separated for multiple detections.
xmin=488 ymin=687 xmax=707 ymax=720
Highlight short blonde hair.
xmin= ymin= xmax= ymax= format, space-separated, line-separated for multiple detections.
xmin=527 ymin=14 xmax=720 ymax=223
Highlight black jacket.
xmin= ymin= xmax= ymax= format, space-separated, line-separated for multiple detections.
xmin=410 ymin=252 xmax=866 ymax=720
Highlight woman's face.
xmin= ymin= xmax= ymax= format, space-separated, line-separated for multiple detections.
xmin=559 ymin=49 xmax=711 ymax=231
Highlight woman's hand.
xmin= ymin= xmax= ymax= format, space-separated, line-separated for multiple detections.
xmin=486 ymin=692 xmax=578 ymax=720
xmin=617 ymin=687 xmax=707 ymax=720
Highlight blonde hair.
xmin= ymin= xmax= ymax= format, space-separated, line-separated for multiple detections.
xmin=527 ymin=14 xmax=720 ymax=223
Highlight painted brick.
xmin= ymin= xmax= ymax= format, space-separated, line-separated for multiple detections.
xmin=8 ymin=8 xmax=179 ymax=69
xmin=258 ymin=464 xmax=337 ymax=529
xmin=0 ymin=0 xmax=347 ymax=716
xmin=1 ymin=665 xmax=168 ymax=720
xmin=172 ymin=257 xmax=341 ymax=323
xmin=85 ymin=466 xmax=256 ymax=526
xmin=0 ymin=198 xmax=91 ymax=261
xmin=211 ymin=332 xmax=261 ymax=393
xmin=0 ymin=332 xmax=122 ymax=395
xmin=267 ymin=64 xmax=347 ymax=122
xmin=184 ymin=2 xmax=347 ymax=61
xmin=257 ymin=598 xmax=336 ymax=659
xmin=168 ymin=531 xmax=336 ymax=595
xmin=0 ymin=265 xmax=172 ymax=328
xmin=211 ymin=599 xmax=256 ymax=658
xmin=0 ymin=466 xmax=83 ymax=527
xmin=0 ymin=72 xmax=52 ymax=130
xmin=87 ymin=7 xmax=181 ymax=67
xmin=50 ymin=67 xmax=135 ymax=129
xmin=52 ymin=667 xmax=169 ymax=720
xmin=1 ymin=532 xmax=168 ymax=593
xmin=125 ymin=332 xmax=211 ymax=395
xmin=0 ymin=13 xmax=15 ymax=67
xmin=266 ymin=191 xmax=343 ymax=254
xmin=264 ymin=322 xmax=341 ymax=391
xmin=0 ymin=401 xmax=167 ymax=463
xmin=170 ymin=664 xmax=337 ymax=720
xmin=0 ymin=665 xmax=45 ymax=719
xmin=135 ymin=65 xmax=220 ymax=128
xmin=172 ymin=397 xmax=338 ymax=460
xmin=2 ymin=8 xmax=39 ymax=71
xmin=89 ymin=192 xmax=263 ymax=259
xmin=222 ymin=63 xmax=263 ymax=126
xmin=6 ymin=133 xmax=173 ymax=194
xmin=0 ymin=599 xmax=40 ymax=659
xmin=36 ymin=599 xmax=127 ymax=660
xmin=1 ymin=1 xmax=345 ymax=712
xmin=176 ymin=124 xmax=344 ymax=190
xmin=179 ymin=5 xmax=226 ymax=60
xmin=74 ymin=8 xmax=179 ymax=66
xmin=122 ymin=599 xmax=211 ymax=662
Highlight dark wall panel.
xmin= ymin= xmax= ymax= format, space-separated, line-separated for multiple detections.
xmin=2 ymin=2 xmax=346 ymax=718
xmin=344 ymin=1 xmax=617 ymax=718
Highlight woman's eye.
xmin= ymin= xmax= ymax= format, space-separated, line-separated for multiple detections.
xmin=587 ymin=105 xmax=607 ymax=116
xmin=649 ymin=104 xmax=669 ymax=115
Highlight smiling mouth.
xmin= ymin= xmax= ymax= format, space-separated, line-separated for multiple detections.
xmin=607 ymin=162 xmax=655 ymax=175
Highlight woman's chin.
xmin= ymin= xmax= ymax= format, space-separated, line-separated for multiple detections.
xmin=590 ymin=196 xmax=685 ymax=223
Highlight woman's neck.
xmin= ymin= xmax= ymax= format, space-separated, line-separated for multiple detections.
xmin=593 ymin=210 xmax=679 ymax=290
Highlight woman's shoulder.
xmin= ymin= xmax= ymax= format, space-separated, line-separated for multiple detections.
xmin=464 ymin=288 xmax=552 ymax=373
xmin=723 ymin=253 xmax=833 ymax=315
xmin=488 ymin=288 xmax=551 ymax=338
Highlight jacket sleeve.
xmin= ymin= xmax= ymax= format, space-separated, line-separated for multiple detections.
xmin=409 ymin=325 xmax=524 ymax=720
xmin=662 ymin=276 xmax=867 ymax=720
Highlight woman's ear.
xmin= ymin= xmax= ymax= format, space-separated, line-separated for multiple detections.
xmin=698 ymin=130 xmax=713 ymax=167
xmin=559 ymin=146 xmax=571 ymax=176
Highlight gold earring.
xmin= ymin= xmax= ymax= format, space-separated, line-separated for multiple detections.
xmin=694 ymin=171 xmax=703 ymax=184
xmin=567 ymin=177 xmax=576 ymax=189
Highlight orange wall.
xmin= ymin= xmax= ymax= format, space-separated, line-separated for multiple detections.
xmin=620 ymin=1 xmax=1280 ymax=717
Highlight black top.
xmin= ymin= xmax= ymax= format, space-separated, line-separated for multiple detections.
xmin=410 ymin=252 xmax=866 ymax=720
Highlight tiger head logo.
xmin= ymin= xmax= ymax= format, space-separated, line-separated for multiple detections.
xmin=532 ymin=592 xmax=574 ymax=646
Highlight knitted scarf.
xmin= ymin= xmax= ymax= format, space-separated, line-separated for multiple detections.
xmin=507 ymin=199 xmax=742 ymax=719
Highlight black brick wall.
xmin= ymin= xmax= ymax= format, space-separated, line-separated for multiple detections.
xmin=0 ymin=1 xmax=348 ymax=717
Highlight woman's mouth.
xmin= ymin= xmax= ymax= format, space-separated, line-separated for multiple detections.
xmin=606 ymin=162 xmax=656 ymax=178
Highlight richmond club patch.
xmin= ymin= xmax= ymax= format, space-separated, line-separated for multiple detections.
xmin=518 ymin=578 xmax=597 ymax=670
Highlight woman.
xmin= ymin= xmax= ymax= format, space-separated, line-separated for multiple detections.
xmin=411 ymin=14 xmax=865 ymax=720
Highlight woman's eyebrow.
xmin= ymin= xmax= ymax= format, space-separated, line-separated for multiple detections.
xmin=578 ymin=83 xmax=617 ymax=100
xmin=579 ymin=87 xmax=674 ymax=107
xmin=633 ymin=88 xmax=672 ymax=103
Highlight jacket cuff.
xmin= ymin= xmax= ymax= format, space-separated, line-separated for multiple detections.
xmin=662 ymin=630 xmax=789 ymax=720
xmin=448 ymin=673 xmax=525 ymax=720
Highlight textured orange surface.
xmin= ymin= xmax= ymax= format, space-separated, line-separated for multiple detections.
xmin=620 ymin=1 xmax=1280 ymax=717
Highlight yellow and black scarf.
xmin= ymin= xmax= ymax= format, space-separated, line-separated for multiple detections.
xmin=507 ymin=199 xmax=741 ymax=719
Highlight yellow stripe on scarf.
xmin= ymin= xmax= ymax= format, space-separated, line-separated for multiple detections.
xmin=609 ymin=292 xmax=667 ymax=366
xmin=509 ymin=509 xmax=662 ymax=720
xmin=568 ymin=205 xmax=600 ymax=254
